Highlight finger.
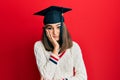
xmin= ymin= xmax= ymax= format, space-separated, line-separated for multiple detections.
xmin=46 ymin=30 xmax=50 ymax=38
xmin=46 ymin=30 xmax=49 ymax=37
xmin=48 ymin=30 xmax=53 ymax=39
xmin=46 ymin=30 xmax=52 ymax=40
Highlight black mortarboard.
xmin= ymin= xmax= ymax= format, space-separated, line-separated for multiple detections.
xmin=34 ymin=6 xmax=72 ymax=24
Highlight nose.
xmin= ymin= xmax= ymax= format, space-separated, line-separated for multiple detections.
xmin=53 ymin=28 xmax=57 ymax=35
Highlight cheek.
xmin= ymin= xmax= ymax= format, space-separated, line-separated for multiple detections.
xmin=58 ymin=29 xmax=60 ymax=34
xmin=48 ymin=30 xmax=53 ymax=35
xmin=58 ymin=31 xmax=60 ymax=35
xmin=45 ymin=30 xmax=52 ymax=34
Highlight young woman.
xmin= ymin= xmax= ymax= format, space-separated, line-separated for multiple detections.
xmin=34 ymin=6 xmax=87 ymax=80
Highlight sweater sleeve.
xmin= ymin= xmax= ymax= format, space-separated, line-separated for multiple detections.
xmin=34 ymin=41 xmax=59 ymax=80
xmin=63 ymin=42 xmax=87 ymax=80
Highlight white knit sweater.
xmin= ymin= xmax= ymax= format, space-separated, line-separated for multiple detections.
xmin=34 ymin=41 xmax=87 ymax=80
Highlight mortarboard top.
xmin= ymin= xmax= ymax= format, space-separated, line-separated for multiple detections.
xmin=34 ymin=6 xmax=72 ymax=25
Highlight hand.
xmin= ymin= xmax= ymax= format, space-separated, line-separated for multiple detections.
xmin=40 ymin=76 xmax=44 ymax=80
xmin=46 ymin=30 xmax=59 ymax=50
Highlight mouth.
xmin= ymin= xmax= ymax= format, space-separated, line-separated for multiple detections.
xmin=53 ymin=36 xmax=58 ymax=38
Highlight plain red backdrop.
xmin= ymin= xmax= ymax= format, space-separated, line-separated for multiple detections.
xmin=0 ymin=0 xmax=120 ymax=80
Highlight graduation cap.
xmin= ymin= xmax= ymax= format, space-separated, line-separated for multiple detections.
xmin=34 ymin=6 xmax=72 ymax=25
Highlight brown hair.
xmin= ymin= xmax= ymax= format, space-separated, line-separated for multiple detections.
xmin=42 ymin=23 xmax=73 ymax=53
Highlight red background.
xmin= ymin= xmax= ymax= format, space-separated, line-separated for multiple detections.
xmin=0 ymin=0 xmax=120 ymax=80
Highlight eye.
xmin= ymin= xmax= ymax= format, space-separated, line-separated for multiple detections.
xmin=57 ymin=24 xmax=61 ymax=28
xmin=57 ymin=26 xmax=60 ymax=29
xmin=46 ymin=27 xmax=52 ymax=30
xmin=45 ymin=25 xmax=53 ymax=30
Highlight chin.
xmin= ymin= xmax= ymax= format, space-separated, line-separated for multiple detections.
xmin=55 ymin=39 xmax=59 ymax=41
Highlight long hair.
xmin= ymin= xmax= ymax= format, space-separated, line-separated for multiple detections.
xmin=42 ymin=23 xmax=73 ymax=53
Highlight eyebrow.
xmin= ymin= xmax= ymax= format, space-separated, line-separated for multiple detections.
xmin=57 ymin=23 xmax=61 ymax=25
xmin=56 ymin=23 xmax=61 ymax=26
xmin=45 ymin=25 xmax=52 ymax=27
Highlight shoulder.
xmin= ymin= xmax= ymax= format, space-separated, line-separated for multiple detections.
xmin=71 ymin=41 xmax=82 ymax=53
xmin=72 ymin=41 xmax=81 ymax=49
xmin=34 ymin=40 xmax=43 ymax=49
xmin=71 ymin=41 xmax=83 ymax=57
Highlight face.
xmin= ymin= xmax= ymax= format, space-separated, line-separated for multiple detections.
xmin=45 ymin=22 xmax=61 ymax=41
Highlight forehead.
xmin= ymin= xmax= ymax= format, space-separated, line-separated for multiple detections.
xmin=46 ymin=22 xmax=61 ymax=26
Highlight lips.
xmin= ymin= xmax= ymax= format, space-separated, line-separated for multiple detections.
xmin=53 ymin=36 xmax=58 ymax=38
